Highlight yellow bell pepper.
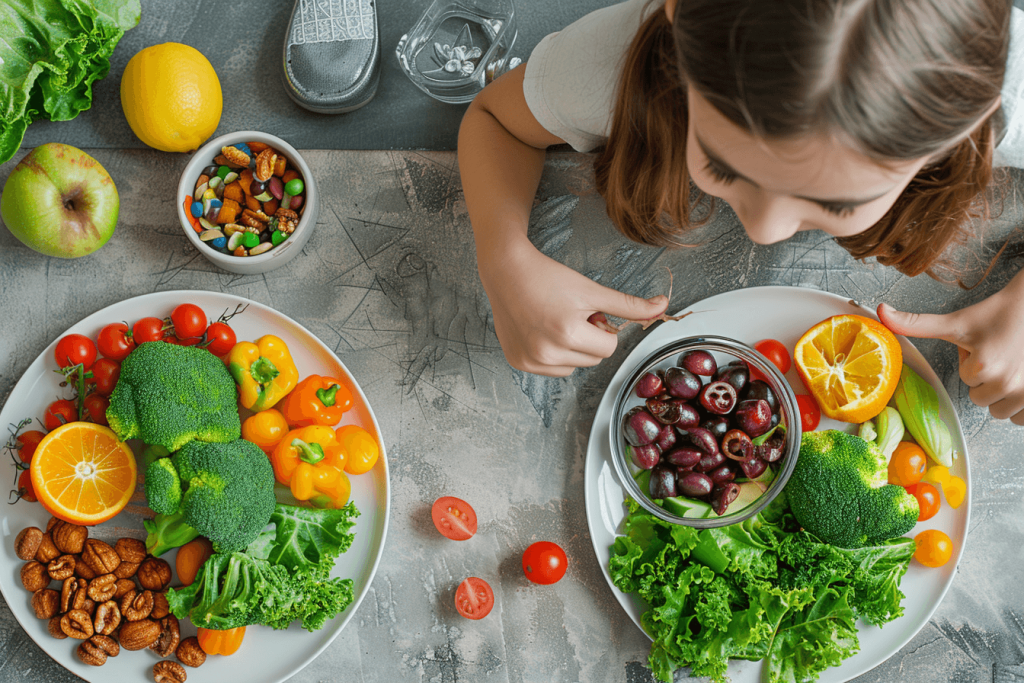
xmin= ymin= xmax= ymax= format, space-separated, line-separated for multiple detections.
xmin=228 ymin=335 xmax=299 ymax=411
xmin=270 ymin=426 xmax=351 ymax=508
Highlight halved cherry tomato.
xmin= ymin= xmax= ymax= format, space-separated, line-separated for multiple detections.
xmin=15 ymin=430 xmax=46 ymax=465
xmin=133 ymin=317 xmax=167 ymax=344
xmin=90 ymin=358 xmax=121 ymax=396
xmin=431 ymin=496 xmax=477 ymax=541
xmin=54 ymin=334 xmax=97 ymax=371
xmin=755 ymin=339 xmax=791 ymax=374
xmin=888 ymin=442 xmax=927 ymax=487
xmin=455 ymin=577 xmax=494 ymax=619
xmin=522 ymin=541 xmax=568 ymax=585
xmin=171 ymin=303 xmax=207 ymax=340
xmin=44 ymin=399 xmax=78 ymax=431
xmin=83 ymin=394 xmax=110 ymax=426
xmin=909 ymin=482 xmax=940 ymax=521
xmin=197 ymin=626 xmax=246 ymax=655
xmin=914 ymin=529 xmax=953 ymax=567
xmin=96 ymin=322 xmax=135 ymax=361
xmin=15 ymin=470 xmax=37 ymax=503
xmin=795 ymin=394 xmax=821 ymax=432
xmin=204 ymin=321 xmax=236 ymax=357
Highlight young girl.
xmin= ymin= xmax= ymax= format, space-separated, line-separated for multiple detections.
xmin=458 ymin=0 xmax=1024 ymax=425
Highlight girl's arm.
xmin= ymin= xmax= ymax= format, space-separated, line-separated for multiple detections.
xmin=458 ymin=65 xmax=668 ymax=376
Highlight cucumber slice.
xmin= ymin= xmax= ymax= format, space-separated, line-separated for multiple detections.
xmin=662 ymin=495 xmax=713 ymax=518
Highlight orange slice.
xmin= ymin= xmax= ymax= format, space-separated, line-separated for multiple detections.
xmin=793 ymin=314 xmax=902 ymax=423
xmin=30 ymin=422 xmax=137 ymax=525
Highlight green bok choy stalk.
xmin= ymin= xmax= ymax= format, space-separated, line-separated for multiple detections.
xmin=892 ymin=366 xmax=953 ymax=467
xmin=858 ymin=407 xmax=905 ymax=463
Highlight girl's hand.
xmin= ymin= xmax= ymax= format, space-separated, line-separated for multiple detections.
xmin=878 ymin=270 xmax=1024 ymax=425
xmin=481 ymin=240 xmax=668 ymax=376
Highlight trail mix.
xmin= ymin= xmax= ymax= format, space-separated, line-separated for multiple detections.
xmin=16 ymin=518 xmax=205 ymax=680
xmin=183 ymin=141 xmax=306 ymax=257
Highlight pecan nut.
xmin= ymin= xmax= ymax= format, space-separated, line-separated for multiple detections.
xmin=47 ymin=554 xmax=76 ymax=581
xmin=91 ymin=634 xmax=119 ymax=657
xmin=74 ymin=559 xmax=97 ymax=580
xmin=114 ymin=537 xmax=147 ymax=564
xmin=60 ymin=577 xmax=82 ymax=613
xmin=120 ymin=619 xmax=161 ymax=650
xmin=32 ymin=589 xmax=60 ymax=619
xmin=121 ymin=589 xmax=154 ymax=621
xmin=34 ymin=533 xmax=60 ymax=564
xmin=152 ymin=591 xmax=170 ymax=619
xmin=46 ymin=516 xmax=61 ymax=532
xmin=78 ymin=633 xmax=119 ymax=666
xmin=47 ymin=615 xmax=67 ymax=640
xmin=87 ymin=574 xmax=117 ymax=602
xmin=93 ymin=600 xmax=121 ymax=636
xmin=138 ymin=557 xmax=172 ymax=591
xmin=221 ymin=145 xmax=251 ymax=167
xmin=114 ymin=561 xmax=140 ymax=579
xmin=51 ymin=521 xmax=88 ymax=554
xmin=60 ymin=609 xmax=94 ymax=639
xmin=15 ymin=527 xmax=43 ymax=560
xmin=81 ymin=596 xmax=96 ymax=616
xmin=254 ymin=148 xmax=278 ymax=182
xmin=154 ymin=660 xmax=188 ymax=683
xmin=21 ymin=561 xmax=50 ymax=592
xmin=81 ymin=539 xmax=121 ymax=574
xmin=150 ymin=614 xmax=180 ymax=657
xmin=114 ymin=578 xmax=136 ymax=599
xmin=175 ymin=636 xmax=206 ymax=667
xmin=274 ymin=208 xmax=299 ymax=234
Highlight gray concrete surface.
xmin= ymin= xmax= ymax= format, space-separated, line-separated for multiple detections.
xmin=1 ymin=144 xmax=1023 ymax=683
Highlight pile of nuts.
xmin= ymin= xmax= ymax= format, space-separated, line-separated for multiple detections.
xmin=16 ymin=518 xmax=206 ymax=681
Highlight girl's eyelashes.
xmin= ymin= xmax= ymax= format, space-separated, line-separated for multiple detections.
xmin=819 ymin=204 xmax=856 ymax=218
xmin=702 ymin=159 xmax=737 ymax=185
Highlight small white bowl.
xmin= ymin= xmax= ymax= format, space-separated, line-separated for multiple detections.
xmin=176 ymin=131 xmax=319 ymax=274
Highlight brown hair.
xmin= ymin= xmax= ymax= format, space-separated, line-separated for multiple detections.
xmin=594 ymin=0 xmax=1011 ymax=280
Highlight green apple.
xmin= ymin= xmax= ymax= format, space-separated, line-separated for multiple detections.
xmin=1 ymin=143 xmax=119 ymax=258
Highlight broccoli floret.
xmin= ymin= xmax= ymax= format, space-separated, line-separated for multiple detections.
xmin=786 ymin=430 xmax=919 ymax=549
xmin=144 ymin=439 xmax=276 ymax=554
xmin=145 ymin=457 xmax=181 ymax=515
xmin=144 ymin=512 xmax=201 ymax=557
xmin=107 ymin=341 xmax=240 ymax=452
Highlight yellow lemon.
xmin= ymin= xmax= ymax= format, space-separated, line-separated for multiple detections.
xmin=120 ymin=43 xmax=222 ymax=152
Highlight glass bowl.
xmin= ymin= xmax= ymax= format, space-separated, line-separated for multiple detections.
xmin=609 ymin=335 xmax=802 ymax=528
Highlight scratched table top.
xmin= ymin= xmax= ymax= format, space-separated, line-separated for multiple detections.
xmin=1 ymin=146 xmax=1023 ymax=683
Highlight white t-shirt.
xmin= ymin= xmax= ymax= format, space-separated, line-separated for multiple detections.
xmin=523 ymin=0 xmax=1024 ymax=169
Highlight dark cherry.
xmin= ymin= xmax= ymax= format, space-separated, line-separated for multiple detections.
xmin=701 ymin=416 xmax=730 ymax=442
xmin=654 ymin=423 xmax=677 ymax=452
xmin=635 ymin=372 xmax=664 ymax=399
xmin=629 ymin=444 xmax=661 ymax=470
xmin=678 ymin=471 xmax=714 ymax=498
xmin=695 ymin=450 xmax=726 ymax=473
xmin=699 ymin=381 xmax=738 ymax=415
xmin=679 ymin=350 xmax=718 ymax=377
xmin=708 ymin=464 xmax=736 ymax=485
xmin=665 ymin=446 xmax=702 ymax=469
xmin=711 ymin=482 xmax=741 ymax=515
xmin=733 ymin=399 xmax=773 ymax=437
xmin=755 ymin=426 xmax=787 ymax=463
xmin=664 ymin=367 xmax=701 ymax=400
xmin=714 ymin=361 xmax=750 ymax=394
xmin=675 ymin=401 xmax=701 ymax=428
xmin=682 ymin=427 xmax=719 ymax=455
xmin=623 ymin=407 xmax=661 ymax=447
xmin=721 ymin=429 xmax=754 ymax=461
xmin=250 ymin=179 xmax=268 ymax=197
xmin=649 ymin=464 xmax=678 ymax=499
xmin=743 ymin=380 xmax=779 ymax=414
xmin=739 ymin=457 xmax=768 ymax=480
xmin=646 ymin=398 xmax=681 ymax=425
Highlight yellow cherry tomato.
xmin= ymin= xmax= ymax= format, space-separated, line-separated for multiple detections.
xmin=337 ymin=424 xmax=380 ymax=475
xmin=914 ymin=529 xmax=953 ymax=567
xmin=241 ymin=409 xmax=289 ymax=453
xmin=923 ymin=465 xmax=966 ymax=509
xmin=888 ymin=442 xmax=928 ymax=487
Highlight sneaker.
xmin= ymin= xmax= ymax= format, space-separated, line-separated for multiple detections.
xmin=282 ymin=0 xmax=381 ymax=114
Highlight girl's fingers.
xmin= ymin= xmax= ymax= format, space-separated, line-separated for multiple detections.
xmin=968 ymin=381 xmax=1004 ymax=408
xmin=989 ymin=393 xmax=1024 ymax=422
xmin=1011 ymin=410 xmax=1024 ymax=426
xmin=569 ymin=320 xmax=620 ymax=359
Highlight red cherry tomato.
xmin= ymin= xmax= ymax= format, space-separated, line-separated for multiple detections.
xmin=205 ymin=321 xmax=237 ymax=357
xmin=133 ymin=317 xmax=167 ymax=344
xmin=44 ymin=399 xmax=78 ymax=431
xmin=910 ymin=482 xmax=940 ymax=522
xmin=167 ymin=336 xmax=201 ymax=346
xmin=170 ymin=303 xmax=207 ymax=340
xmin=83 ymin=394 xmax=110 ymax=426
xmin=522 ymin=541 xmax=568 ymax=585
xmin=96 ymin=322 xmax=136 ymax=361
xmin=15 ymin=430 xmax=46 ymax=465
xmin=795 ymin=395 xmax=821 ymax=432
xmin=15 ymin=470 xmax=37 ymax=503
xmin=90 ymin=358 xmax=121 ymax=396
xmin=454 ymin=577 xmax=494 ymax=619
xmin=431 ymin=496 xmax=478 ymax=541
xmin=754 ymin=339 xmax=791 ymax=374
xmin=54 ymin=334 xmax=97 ymax=371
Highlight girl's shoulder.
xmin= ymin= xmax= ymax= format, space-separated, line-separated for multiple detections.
xmin=995 ymin=7 xmax=1024 ymax=169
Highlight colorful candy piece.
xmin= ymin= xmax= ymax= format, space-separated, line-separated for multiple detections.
xmin=285 ymin=178 xmax=304 ymax=196
xmin=217 ymin=165 xmax=231 ymax=180
xmin=234 ymin=142 xmax=252 ymax=158
xmin=242 ymin=231 xmax=259 ymax=248
xmin=271 ymin=230 xmax=288 ymax=245
xmin=190 ymin=201 xmax=203 ymax=218
xmin=211 ymin=236 xmax=227 ymax=249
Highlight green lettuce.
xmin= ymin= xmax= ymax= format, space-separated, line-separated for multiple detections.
xmin=0 ymin=0 xmax=141 ymax=163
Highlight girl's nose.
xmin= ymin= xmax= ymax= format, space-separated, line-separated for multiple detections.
xmin=735 ymin=193 xmax=802 ymax=245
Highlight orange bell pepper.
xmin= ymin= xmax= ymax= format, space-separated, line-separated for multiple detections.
xmin=197 ymin=626 xmax=246 ymax=655
xmin=336 ymin=424 xmax=380 ymax=475
xmin=241 ymin=409 xmax=289 ymax=453
xmin=278 ymin=375 xmax=353 ymax=427
xmin=270 ymin=426 xmax=351 ymax=508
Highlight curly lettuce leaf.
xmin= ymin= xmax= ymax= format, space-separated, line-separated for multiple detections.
xmin=258 ymin=502 xmax=359 ymax=572
xmin=0 ymin=0 xmax=140 ymax=163
xmin=764 ymin=586 xmax=860 ymax=683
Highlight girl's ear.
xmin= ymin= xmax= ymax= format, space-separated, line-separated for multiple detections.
xmin=664 ymin=0 xmax=677 ymax=24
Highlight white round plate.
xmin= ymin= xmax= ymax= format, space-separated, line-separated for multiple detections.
xmin=585 ymin=286 xmax=969 ymax=682
xmin=0 ymin=290 xmax=390 ymax=683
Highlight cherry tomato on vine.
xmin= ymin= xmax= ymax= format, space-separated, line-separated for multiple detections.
xmin=454 ymin=577 xmax=494 ymax=619
xmin=167 ymin=336 xmax=201 ymax=346
xmin=754 ymin=339 xmax=792 ymax=374
xmin=795 ymin=395 xmax=821 ymax=432
xmin=522 ymin=541 xmax=568 ymax=585
xmin=96 ymin=322 xmax=135 ymax=361
xmin=431 ymin=496 xmax=477 ymax=541
xmin=15 ymin=470 xmax=37 ymax=503
xmin=132 ymin=317 xmax=167 ymax=344
xmin=90 ymin=358 xmax=121 ymax=396
xmin=888 ymin=442 xmax=927 ymax=487
xmin=906 ymin=482 xmax=940 ymax=522
xmin=15 ymin=431 xmax=46 ymax=465
xmin=914 ymin=529 xmax=953 ymax=567
xmin=54 ymin=334 xmax=96 ymax=371
xmin=44 ymin=399 xmax=77 ymax=431
xmin=83 ymin=394 xmax=110 ymax=426
xmin=170 ymin=303 xmax=207 ymax=340
xmin=204 ymin=321 xmax=237 ymax=357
